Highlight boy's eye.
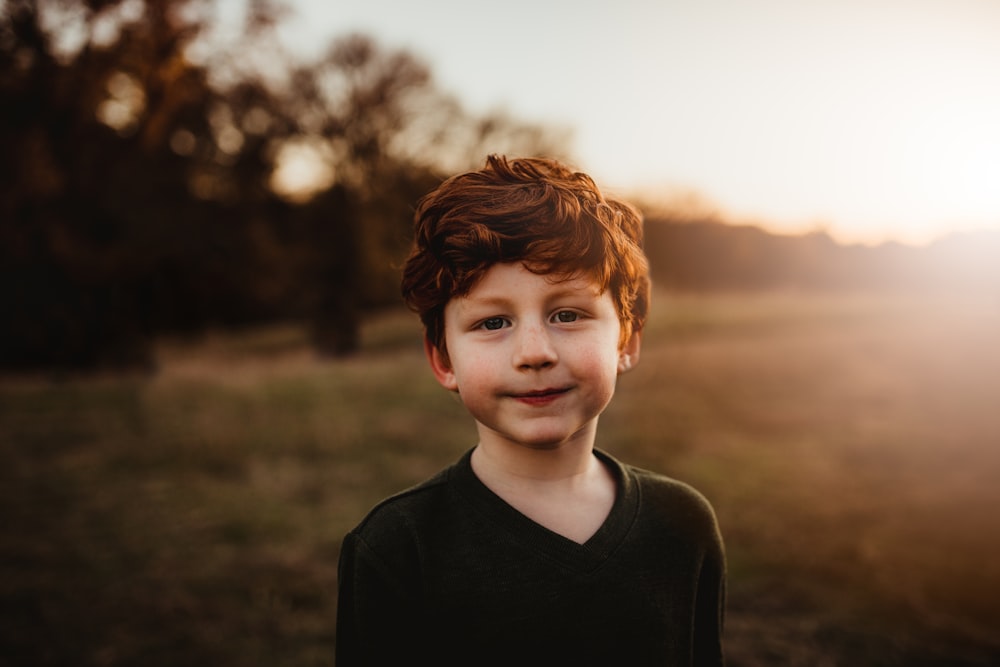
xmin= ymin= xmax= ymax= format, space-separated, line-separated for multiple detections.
xmin=554 ymin=311 xmax=578 ymax=323
xmin=481 ymin=317 xmax=508 ymax=331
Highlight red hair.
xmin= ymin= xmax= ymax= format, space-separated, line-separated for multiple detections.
xmin=401 ymin=155 xmax=650 ymax=361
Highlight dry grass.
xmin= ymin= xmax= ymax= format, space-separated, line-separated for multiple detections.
xmin=604 ymin=290 xmax=1000 ymax=665
xmin=2 ymin=291 xmax=999 ymax=666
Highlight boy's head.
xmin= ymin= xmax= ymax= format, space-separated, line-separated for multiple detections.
xmin=401 ymin=155 xmax=650 ymax=364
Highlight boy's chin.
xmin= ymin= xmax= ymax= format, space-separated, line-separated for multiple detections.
xmin=477 ymin=425 xmax=597 ymax=451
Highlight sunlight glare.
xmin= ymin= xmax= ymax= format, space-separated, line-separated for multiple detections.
xmin=270 ymin=140 xmax=335 ymax=203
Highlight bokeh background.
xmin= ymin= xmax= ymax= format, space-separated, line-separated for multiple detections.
xmin=2 ymin=1 xmax=999 ymax=665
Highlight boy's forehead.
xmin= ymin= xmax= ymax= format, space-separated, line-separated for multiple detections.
xmin=457 ymin=263 xmax=603 ymax=303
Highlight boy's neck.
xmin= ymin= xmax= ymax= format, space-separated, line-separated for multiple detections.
xmin=469 ymin=436 xmax=617 ymax=544
xmin=471 ymin=435 xmax=598 ymax=485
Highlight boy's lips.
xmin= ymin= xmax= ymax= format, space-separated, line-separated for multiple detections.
xmin=509 ymin=387 xmax=572 ymax=405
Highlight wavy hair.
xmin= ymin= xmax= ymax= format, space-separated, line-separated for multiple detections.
xmin=401 ymin=155 xmax=650 ymax=361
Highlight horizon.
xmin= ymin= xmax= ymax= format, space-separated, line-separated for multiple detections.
xmin=639 ymin=204 xmax=1000 ymax=251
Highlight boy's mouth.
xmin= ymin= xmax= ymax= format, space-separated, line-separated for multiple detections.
xmin=510 ymin=387 xmax=571 ymax=405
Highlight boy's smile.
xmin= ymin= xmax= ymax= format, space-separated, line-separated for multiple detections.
xmin=509 ymin=386 xmax=572 ymax=407
xmin=426 ymin=262 xmax=640 ymax=451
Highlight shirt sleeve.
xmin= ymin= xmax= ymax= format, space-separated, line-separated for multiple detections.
xmin=335 ymin=531 xmax=423 ymax=666
xmin=693 ymin=516 xmax=727 ymax=666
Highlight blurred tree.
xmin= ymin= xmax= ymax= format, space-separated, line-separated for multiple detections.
xmin=0 ymin=0 xmax=571 ymax=370
xmin=274 ymin=33 xmax=571 ymax=353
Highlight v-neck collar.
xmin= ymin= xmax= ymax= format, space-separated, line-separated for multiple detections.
xmin=449 ymin=447 xmax=640 ymax=573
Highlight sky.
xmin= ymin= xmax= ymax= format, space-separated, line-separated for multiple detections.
xmin=273 ymin=0 xmax=1000 ymax=245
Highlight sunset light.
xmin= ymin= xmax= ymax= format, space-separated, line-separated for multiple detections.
xmin=282 ymin=0 xmax=1000 ymax=245
xmin=5 ymin=2 xmax=1000 ymax=664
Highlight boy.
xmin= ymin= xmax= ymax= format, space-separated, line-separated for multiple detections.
xmin=336 ymin=155 xmax=726 ymax=666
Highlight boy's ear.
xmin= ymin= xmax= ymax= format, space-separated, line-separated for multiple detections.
xmin=617 ymin=330 xmax=642 ymax=374
xmin=424 ymin=336 xmax=459 ymax=391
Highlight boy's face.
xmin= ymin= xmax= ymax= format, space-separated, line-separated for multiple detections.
xmin=425 ymin=262 xmax=640 ymax=451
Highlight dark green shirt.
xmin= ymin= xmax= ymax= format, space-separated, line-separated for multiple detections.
xmin=336 ymin=448 xmax=726 ymax=666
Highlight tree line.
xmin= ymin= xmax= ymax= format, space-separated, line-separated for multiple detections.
xmin=643 ymin=212 xmax=1000 ymax=294
xmin=0 ymin=0 xmax=568 ymax=371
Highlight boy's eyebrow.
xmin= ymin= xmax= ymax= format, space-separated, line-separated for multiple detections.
xmin=461 ymin=284 xmax=599 ymax=308
xmin=457 ymin=294 xmax=515 ymax=309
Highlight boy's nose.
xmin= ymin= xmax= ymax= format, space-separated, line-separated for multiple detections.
xmin=513 ymin=323 xmax=558 ymax=370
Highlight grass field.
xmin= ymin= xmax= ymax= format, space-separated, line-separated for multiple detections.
xmin=2 ymin=289 xmax=999 ymax=666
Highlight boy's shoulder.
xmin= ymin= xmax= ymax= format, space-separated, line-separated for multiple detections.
xmin=350 ymin=463 xmax=454 ymax=538
xmin=625 ymin=459 xmax=714 ymax=507
xmin=608 ymin=452 xmax=722 ymax=543
xmin=342 ymin=452 xmax=479 ymax=578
